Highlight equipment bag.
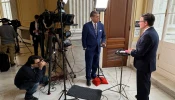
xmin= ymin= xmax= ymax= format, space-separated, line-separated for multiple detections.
xmin=0 ymin=52 xmax=10 ymax=72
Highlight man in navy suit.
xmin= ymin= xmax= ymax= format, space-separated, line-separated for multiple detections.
xmin=82 ymin=11 xmax=106 ymax=86
xmin=126 ymin=13 xmax=159 ymax=100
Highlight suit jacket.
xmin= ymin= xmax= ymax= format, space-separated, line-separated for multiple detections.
xmin=131 ymin=27 xmax=159 ymax=73
xmin=82 ymin=21 xmax=106 ymax=53
xmin=29 ymin=21 xmax=45 ymax=40
xmin=29 ymin=21 xmax=36 ymax=37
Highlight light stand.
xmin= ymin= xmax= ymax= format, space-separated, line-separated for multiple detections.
xmin=40 ymin=2 xmax=76 ymax=97
xmin=58 ymin=0 xmax=67 ymax=99
xmin=93 ymin=0 xmax=109 ymax=86
xmin=103 ymin=50 xmax=130 ymax=99
xmin=38 ymin=0 xmax=76 ymax=99
xmin=57 ymin=0 xmax=76 ymax=99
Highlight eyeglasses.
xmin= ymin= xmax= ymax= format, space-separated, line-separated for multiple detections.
xmin=139 ymin=21 xmax=145 ymax=23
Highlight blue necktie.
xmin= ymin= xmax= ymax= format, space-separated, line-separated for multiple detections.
xmin=94 ymin=23 xmax=97 ymax=35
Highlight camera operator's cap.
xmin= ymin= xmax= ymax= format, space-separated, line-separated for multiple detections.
xmin=1 ymin=18 xmax=10 ymax=22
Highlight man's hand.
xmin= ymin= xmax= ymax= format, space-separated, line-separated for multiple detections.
xmin=101 ymin=43 xmax=106 ymax=47
xmin=38 ymin=60 xmax=47 ymax=70
xmin=125 ymin=49 xmax=134 ymax=54
xmin=33 ymin=30 xmax=38 ymax=33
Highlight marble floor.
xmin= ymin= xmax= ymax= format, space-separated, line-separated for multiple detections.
xmin=0 ymin=41 xmax=174 ymax=100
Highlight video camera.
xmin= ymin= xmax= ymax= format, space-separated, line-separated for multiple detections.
xmin=0 ymin=18 xmax=21 ymax=27
xmin=0 ymin=18 xmax=21 ymax=31
xmin=8 ymin=19 xmax=21 ymax=28
xmin=38 ymin=0 xmax=75 ymax=47
xmin=39 ymin=10 xmax=74 ymax=28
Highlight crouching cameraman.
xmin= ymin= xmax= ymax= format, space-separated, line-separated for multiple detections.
xmin=14 ymin=55 xmax=48 ymax=100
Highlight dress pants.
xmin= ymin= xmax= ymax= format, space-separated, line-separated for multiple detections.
xmin=33 ymin=35 xmax=43 ymax=56
xmin=85 ymin=46 xmax=100 ymax=80
xmin=137 ymin=70 xmax=151 ymax=100
xmin=19 ymin=82 xmax=39 ymax=99
xmin=1 ymin=43 xmax=15 ymax=64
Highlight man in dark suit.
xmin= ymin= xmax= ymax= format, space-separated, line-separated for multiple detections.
xmin=29 ymin=15 xmax=44 ymax=57
xmin=126 ymin=13 xmax=159 ymax=100
xmin=82 ymin=11 xmax=106 ymax=86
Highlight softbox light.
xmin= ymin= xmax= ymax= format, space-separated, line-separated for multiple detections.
xmin=63 ymin=0 xmax=68 ymax=4
xmin=95 ymin=0 xmax=109 ymax=12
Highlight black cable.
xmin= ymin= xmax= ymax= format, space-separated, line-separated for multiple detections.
xmin=101 ymin=95 xmax=108 ymax=100
xmin=70 ymin=44 xmax=75 ymax=69
xmin=67 ymin=42 xmax=85 ymax=74
xmin=122 ymin=66 xmax=133 ymax=90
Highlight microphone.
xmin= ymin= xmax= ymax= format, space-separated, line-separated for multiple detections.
xmin=119 ymin=50 xmax=126 ymax=54
xmin=115 ymin=49 xmax=130 ymax=56
xmin=115 ymin=49 xmax=125 ymax=54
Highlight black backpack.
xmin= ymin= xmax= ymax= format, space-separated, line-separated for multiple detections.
xmin=0 ymin=52 xmax=10 ymax=72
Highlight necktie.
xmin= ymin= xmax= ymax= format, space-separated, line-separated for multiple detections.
xmin=94 ymin=23 xmax=97 ymax=35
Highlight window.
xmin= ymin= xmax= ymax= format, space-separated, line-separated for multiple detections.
xmin=163 ymin=0 xmax=175 ymax=43
xmin=152 ymin=0 xmax=175 ymax=43
xmin=152 ymin=0 xmax=168 ymax=40
xmin=0 ymin=0 xmax=12 ymax=20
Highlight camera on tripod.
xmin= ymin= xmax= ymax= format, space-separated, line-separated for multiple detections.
xmin=38 ymin=0 xmax=75 ymax=48
xmin=0 ymin=18 xmax=21 ymax=29
xmin=39 ymin=10 xmax=74 ymax=28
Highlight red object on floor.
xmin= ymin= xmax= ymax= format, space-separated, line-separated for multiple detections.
xmin=92 ymin=77 xmax=108 ymax=86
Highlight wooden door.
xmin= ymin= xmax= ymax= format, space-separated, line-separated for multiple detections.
xmin=103 ymin=0 xmax=133 ymax=67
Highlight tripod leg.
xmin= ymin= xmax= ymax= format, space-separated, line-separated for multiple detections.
xmin=47 ymin=34 xmax=53 ymax=95
xmin=58 ymin=92 xmax=64 ymax=100
xmin=40 ymin=34 xmax=45 ymax=58
xmin=99 ymin=67 xmax=106 ymax=78
xmin=97 ymin=66 xmax=100 ymax=77
xmin=121 ymin=86 xmax=128 ymax=99
xmin=15 ymin=37 xmax=20 ymax=53
xmin=17 ymin=33 xmax=32 ymax=54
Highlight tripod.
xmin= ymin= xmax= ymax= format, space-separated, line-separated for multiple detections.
xmin=16 ymin=32 xmax=32 ymax=54
xmin=13 ymin=26 xmax=32 ymax=54
xmin=13 ymin=28 xmax=32 ymax=67
xmin=103 ymin=53 xmax=129 ymax=99
xmin=46 ymin=27 xmax=76 ymax=97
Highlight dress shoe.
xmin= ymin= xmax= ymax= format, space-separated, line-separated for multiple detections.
xmin=86 ymin=80 xmax=91 ymax=86
xmin=25 ymin=96 xmax=38 ymax=100
xmin=135 ymin=95 xmax=137 ymax=99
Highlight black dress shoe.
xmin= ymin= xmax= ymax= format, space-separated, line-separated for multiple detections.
xmin=86 ymin=80 xmax=91 ymax=86
xmin=25 ymin=96 xmax=38 ymax=100
xmin=32 ymin=96 xmax=38 ymax=100
xmin=135 ymin=95 xmax=137 ymax=99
